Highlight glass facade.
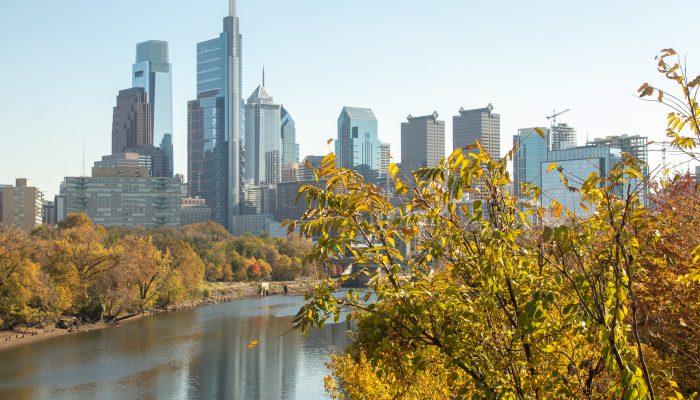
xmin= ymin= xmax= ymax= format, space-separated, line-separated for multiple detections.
xmin=541 ymin=145 xmax=621 ymax=217
xmin=244 ymin=85 xmax=281 ymax=186
xmin=280 ymin=106 xmax=299 ymax=165
xmin=335 ymin=107 xmax=381 ymax=182
xmin=132 ymin=40 xmax=174 ymax=176
xmin=513 ymin=127 xmax=548 ymax=198
xmin=187 ymin=3 xmax=242 ymax=230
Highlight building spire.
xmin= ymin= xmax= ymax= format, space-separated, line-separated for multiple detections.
xmin=262 ymin=66 xmax=265 ymax=87
xmin=229 ymin=0 xmax=236 ymax=17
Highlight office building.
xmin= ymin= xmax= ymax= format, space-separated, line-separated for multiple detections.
xmin=241 ymin=184 xmax=276 ymax=216
xmin=96 ymin=147 xmax=169 ymax=177
xmin=276 ymin=180 xmax=325 ymax=223
xmin=112 ymin=87 xmax=153 ymax=155
xmin=188 ymin=0 xmax=243 ymax=230
xmin=335 ymin=107 xmax=381 ymax=182
xmin=513 ymin=127 xmax=548 ymax=198
xmin=587 ymin=135 xmax=649 ymax=166
xmin=380 ymin=142 xmax=391 ymax=179
xmin=230 ymin=214 xmax=286 ymax=237
xmin=401 ymin=112 xmax=445 ymax=171
xmin=42 ymin=201 xmax=56 ymax=225
xmin=64 ymin=170 xmax=181 ymax=229
xmin=132 ymin=40 xmax=174 ymax=176
xmin=453 ymin=104 xmax=500 ymax=159
xmin=0 ymin=179 xmax=44 ymax=233
xmin=298 ymin=155 xmax=324 ymax=181
xmin=550 ymin=123 xmax=577 ymax=151
xmin=281 ymin=163 xmax=299 ymax=183
xmin=281 ymin=106 xmax=300 ymax=166
xmin=244 ymin=81 xmax=282 ymax=186
xmin=54 ymin=194 xmax=66 ymax=224
xmin=181 ymin=197 xmax=212 ymax=226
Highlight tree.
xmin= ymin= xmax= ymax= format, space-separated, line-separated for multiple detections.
xmin=287 ymin=143 xmax=686 ymax=399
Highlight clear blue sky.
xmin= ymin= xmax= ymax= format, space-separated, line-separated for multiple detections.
xmin=1 ymin=0 xmax=698 ymax=197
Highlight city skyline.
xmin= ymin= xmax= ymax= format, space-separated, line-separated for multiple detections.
xmin=2 ymin=0 xmax=700 ymax=197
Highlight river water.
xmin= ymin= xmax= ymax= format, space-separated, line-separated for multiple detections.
xmin=0 ymin=295 xmax=353 ymax=400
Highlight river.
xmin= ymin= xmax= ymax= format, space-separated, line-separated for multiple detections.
xmin=0 ymin=295 xmax=353 ymax=400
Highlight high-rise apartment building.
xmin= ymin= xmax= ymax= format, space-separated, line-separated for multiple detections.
xmin=112 ymin=87 xmax=153 ymax=154
xmin=42 ymin=201 xmax=56 ymax=226
xmin=244 ymin=82 xmax=281 ymax=186
xmin=587 ymin=135 xmax=649 ymax=166
xmin=335 ymin=107 xmax=381 ymax=182
xmin=453 ymin=104 xmax=500 ymax=159
xmin=188 ymin=0 xmax=243 ymax=230
xmin=550 ymin=123 xmax=577 ymax=151
xmin=0 ymin=179 xmax=44 ymax=233
xmin=281 ymin=106 xmax=300 ymax=166
xmin=401 ymin=112 xmax=445 ymax=171
xmin=380 ymin=142 xmax=391 ymax=179
xmin=132 ymin=40 xmax=174 ymax=176
xmin=513 ymin=127 xmax=548 ymax=198
xmin=64 ymin=170 xmax=181 ymax=229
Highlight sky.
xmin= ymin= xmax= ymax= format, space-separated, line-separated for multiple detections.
xmin=1 ymin=0 xmax=699 ymax=198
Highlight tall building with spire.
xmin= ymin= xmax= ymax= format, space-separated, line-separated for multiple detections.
xmin=187 ymin=0 xmax=242 ymax=230
xmin=132 ymin=40 xmax=174 ymax=176
xmin=244 ymin=71 xmax=282 ymax=186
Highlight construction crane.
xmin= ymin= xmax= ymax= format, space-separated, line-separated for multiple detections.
xmin=546 ymin=108 xmax=571 ymax=129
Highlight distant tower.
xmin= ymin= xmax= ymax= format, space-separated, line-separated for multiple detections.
xmin=187 ymin=0 xmax=243 ymax=229
xmin=513 ymin=127 xmax=548 ymax=198
xmin=401 ymin=112 xmax=445 ymax=170
xmin=244 ymin=74 xmax=282 ymax=186
xmin=453 ymin=104 xmax=501 ymax=159
xmin=550 ymin=123 xmax=577 ymax=151
xmin=132 ymin=40 xmax=174 ymax=176
xmin=112 ymin=87 xmax=152 ymax=155
xmin=281 ymin=106 xmax=300 ymax=165
xmin=380 ymin=142 xmax=391 ymax=179
xmin=335 ymin=107 xmax=381 ymax=182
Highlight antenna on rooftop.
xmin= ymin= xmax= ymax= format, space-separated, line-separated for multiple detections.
xmin=82 ymin=141 xmax=86 ymax=177
xmin=262 ymin=66 xmax=265 ymax=87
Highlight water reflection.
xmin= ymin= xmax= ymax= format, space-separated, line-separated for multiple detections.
xmin=0 ymin=295 xmax=352 ymax=400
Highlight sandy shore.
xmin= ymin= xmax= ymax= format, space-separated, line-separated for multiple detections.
xmin=0 ymin=280 xmax=314 ymax=352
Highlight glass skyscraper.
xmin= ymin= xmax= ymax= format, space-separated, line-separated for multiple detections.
xmin=335 ymin=107 xmax=381 ymax=182
xmin=280 ymin=106 xmax=299 ymax=165
xmin=244 ymin=83 xmax=281 ymax=186
xmin=513 ymin=127 xmax=548 ymax=198
xmin=187 ymin=0 xmax=242 ymax=230
xmin=132 ymin=40 xmax=174 ymax=176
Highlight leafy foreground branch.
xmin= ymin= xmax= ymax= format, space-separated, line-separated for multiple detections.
xmin=287 ymin=49 xmax=700 ymax=400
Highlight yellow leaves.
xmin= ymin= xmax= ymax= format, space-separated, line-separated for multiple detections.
xmin=551 ymin=199 xmax=563 ymax=219
xmin=246 ymin=339 xmax=259 ymax=349
xmin=546 ymin=163 xmax=558 ymax=173
xmin=534 ymin=127 xmax=545 ymax=138
xmin=388 ymin=163 xmax=399 ymax=179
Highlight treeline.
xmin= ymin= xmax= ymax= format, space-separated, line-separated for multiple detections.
xmin=0 ymin=214 xmax=317 ymax=329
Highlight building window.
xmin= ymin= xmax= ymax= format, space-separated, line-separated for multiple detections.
xmin=135 ymin=70 xmax=144 ymax=78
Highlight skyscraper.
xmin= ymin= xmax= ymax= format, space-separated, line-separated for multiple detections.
xmin=453 ymin=104 xmax=501 ymax=159
xmin=244 ymin=80 xmax=282 ymax=186
xmin=132 ymin=40 xmax=174 ymax=176
xmin=335 ymin=107 xmax=381 ymax=182
xmin=400 ymin=112 xmax=445 ymax=170
xmin=0 ymin=179 xmax=44 ymax=233
xmin=187 ymin=0 xmax=242 ymax=230
xmin=281 ymin=106 xmax=300 ymax=165
xmin=549 ymin=123 xmax=577 ymax=151
xmin=380 ymin=142 xmax=391 ymax=179
xmin=112 ymin=87 xmax=153 ymax=155
xmin=513 ymin=127 xmax=548 ymax=198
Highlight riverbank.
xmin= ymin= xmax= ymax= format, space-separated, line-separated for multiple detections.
xmin=0 ymin=280 xmax=316 ymax=352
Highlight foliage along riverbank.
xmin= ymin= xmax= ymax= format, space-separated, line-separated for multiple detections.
xmin=0 ymin=280 xmax=316 ymax=352
xmin=0 ymin=214 xmax=320 ymax=332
